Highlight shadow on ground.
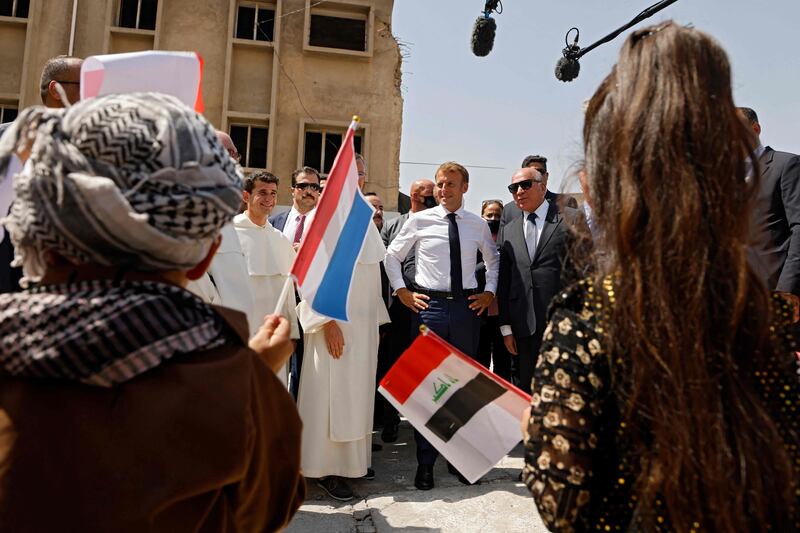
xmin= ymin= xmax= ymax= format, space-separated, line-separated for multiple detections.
xmin=286 ymin=421 xmax=546 ymax=533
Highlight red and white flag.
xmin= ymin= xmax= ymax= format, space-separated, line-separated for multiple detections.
xmin=379 ymin=327 xmax=531 ymax=483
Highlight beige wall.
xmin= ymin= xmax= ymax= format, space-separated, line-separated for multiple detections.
xmin=0 ymin=0 xmax=403 ymax=208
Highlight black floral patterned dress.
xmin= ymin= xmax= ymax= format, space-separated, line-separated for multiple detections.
xmin=522 ymin=278 xmax=800 ymax=532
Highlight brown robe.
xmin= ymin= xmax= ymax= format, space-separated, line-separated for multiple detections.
xmin=0 ymin=306 xmax=305 ymax=532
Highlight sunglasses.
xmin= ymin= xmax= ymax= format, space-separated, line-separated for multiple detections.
xmin=294 ymin=182 xmax=322 ymax=192
xmin=507 ymin=179 xmax=542 ymax=194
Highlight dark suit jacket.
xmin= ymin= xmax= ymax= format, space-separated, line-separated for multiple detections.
xmin=497 ymin=201 xmax=580 ymax=339
xmin=752 ymin=147 xmax=800 ymax=294
xmin=381 ymin=212 xmax=409 ymax=248
xmin=268 ymin=210 xmax=290 ymax=232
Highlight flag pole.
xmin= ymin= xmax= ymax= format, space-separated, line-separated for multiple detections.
xmin=272 ymin=276 xmax=294 ymax=317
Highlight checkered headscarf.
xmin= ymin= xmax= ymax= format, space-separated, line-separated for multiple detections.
xmin=0 ymin=92 xmax=243 ymax=285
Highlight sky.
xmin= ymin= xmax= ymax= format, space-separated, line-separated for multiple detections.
xmin=392 ymin=0 xmax=800 ymax=213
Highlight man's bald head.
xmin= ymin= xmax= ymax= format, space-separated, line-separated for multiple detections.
xmin=409 ymin=179 xmax=435 ymax=213
xmin=216 ymin=131 xmax=240 ymax=163
xmin=40 ymin=56 xmax=83 ymax=108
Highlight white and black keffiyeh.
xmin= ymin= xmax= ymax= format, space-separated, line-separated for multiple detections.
xmin=0 ymin=92 xmax=243 ymax=285
xmin=0 ymin=280 xmax=228 ymax=387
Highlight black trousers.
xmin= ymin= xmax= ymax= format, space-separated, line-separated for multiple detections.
xmin=374 ymin=300 xmax=413 ymax=428
xmin=516 ymin=333 xmax=544 ymax=395
xmin=412 ymin=295 xmax=481 ymax=466
xmin=476 ymin=315 xmax=512 ymax=382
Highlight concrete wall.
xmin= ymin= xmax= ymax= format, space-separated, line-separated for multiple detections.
xmin=0 ymin=0 xmax=403 ymax=208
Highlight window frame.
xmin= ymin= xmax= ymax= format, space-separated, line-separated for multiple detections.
xmin=303 ymin=0 xmax=374 ymax=58
xmin=0 ymin=104 xmax=18 ymax=124
xmin=229 ymin=122 xmax=270 ymax=171
xmin=116 ymin=0 xmax=157 ymax=31
xmin=0 ymin=0 xmax=29 ymax=18
xmin=234 ymin=1 xmax=277 ymax=42
xmin=297 ymin=118 xmax=369 ymax=177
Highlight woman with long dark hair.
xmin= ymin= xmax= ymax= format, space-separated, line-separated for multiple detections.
xmin=522 ymin=22 xmax=799 ymax=532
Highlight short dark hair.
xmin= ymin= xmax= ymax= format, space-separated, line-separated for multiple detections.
xmin=39 ymin=56 xmax=82 ymax=103
xmin=521 ymin=155 xmax=548 ymax=171
xmin=738 ymin=107 xmax=759 ymax=125
xmin=291 ymin=166 xmax=320 ymax=186
xmin=244 ymin=171 xmax=279 ymax=193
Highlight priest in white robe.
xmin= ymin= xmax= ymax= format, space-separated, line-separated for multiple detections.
xmin=297 ymin=222 xmax=389 ymax=500
xmin=186 ymin=223 xmax=255 ymax=321
xmin=233 ymin=172 xmax=299 ymax=385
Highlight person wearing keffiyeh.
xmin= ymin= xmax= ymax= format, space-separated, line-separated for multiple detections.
xmin=0 ymin=92 xmax=305 ymax=532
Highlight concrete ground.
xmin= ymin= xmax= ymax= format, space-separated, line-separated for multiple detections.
xmin=286 ymin=420 xmax=549 ymax=533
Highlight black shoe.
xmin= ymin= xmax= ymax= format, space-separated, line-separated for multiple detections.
xmin=317 ymin=476 xmax=354 ymax=501
xmin=362 ymin=468 xmax=375 ymax=480
xmin=447 ymin=462 xmax=477 ymax=485
xmin=381 ymin=421 xmax=399 ymax=443
xmin=372 ymin=443 xmax=383 ymax=451
xmin=517 ymin=471 xmax=524 ymax=482
xmin=414 ymin=464 xmax=434 ymax=490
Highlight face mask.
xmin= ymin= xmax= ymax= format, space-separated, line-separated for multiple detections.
xmin=422 ymin=195 xmax=437 ymax=209
xmin=487 ymin=219 xmax=500 ymax=234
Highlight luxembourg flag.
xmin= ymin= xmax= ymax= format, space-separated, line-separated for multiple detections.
xmin=290 ymin=117 xmax=373 ymax=321
xmin=379 ymin=327 xmax=532 ymax=483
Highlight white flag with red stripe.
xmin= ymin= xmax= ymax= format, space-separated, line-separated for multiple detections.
xmin=379 ymin=327 xmax=531 ymax=483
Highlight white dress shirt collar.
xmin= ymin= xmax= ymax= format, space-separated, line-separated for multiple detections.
xmin=435 ymin=204 xmax=466 ymax=219
xmin=523 ymin=199 xmax=551 ymax=221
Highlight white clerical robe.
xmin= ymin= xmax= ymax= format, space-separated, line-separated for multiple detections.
xmin=297 ymin=223 xmax=390 ymax=478
xmin=233 ymin=213 xmax=300 ymax=385
xmin=187 ymin=223 xmax=256 ymax=330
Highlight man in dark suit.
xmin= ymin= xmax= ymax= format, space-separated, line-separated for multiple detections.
xmin=739 ymin=107 xmax=800 ymax=319
xmin=497 ymin=167 xmax=582 ymax=394
xmin=268 ymin=167 xmax=320 ymax=245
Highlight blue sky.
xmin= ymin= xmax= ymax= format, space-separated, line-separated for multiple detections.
xmin=392 ymin=1 xmax=800 ymax=213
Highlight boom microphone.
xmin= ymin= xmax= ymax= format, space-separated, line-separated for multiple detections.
xmin=555 ymin=38 xmax=581 ymax=82
xmin=554 ymin=0 xmax=681 ymax=82
xmin=471 ymin=16 xmax=496 ymax=57
xmin=471 ymin=0 xmax=502 ymax=57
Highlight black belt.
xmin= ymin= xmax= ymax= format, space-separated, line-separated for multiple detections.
xmin=414 ymin=287 xmax=481 ymax=300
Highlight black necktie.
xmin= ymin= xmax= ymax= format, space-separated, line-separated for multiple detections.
xmin=446 ymin=213 xmax=463 ymax=296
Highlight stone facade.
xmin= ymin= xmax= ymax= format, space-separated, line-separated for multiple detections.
xmin=0 ymin=0 xmax=403 ymax=207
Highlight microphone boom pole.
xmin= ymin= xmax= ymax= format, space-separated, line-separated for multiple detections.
xmin=555 ymin=0 xmax=681 ymax=81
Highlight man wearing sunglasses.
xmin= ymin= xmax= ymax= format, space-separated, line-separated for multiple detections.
xmin=269 ymin=166 xmax=321 ymax=250
xmin=497 ymin=167 xmax=581 ymax=395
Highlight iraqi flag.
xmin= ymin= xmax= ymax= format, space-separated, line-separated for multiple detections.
xmin=290 ymin=117 xmax=373 ymax=321
xmin=379 ymin=327 xmax=532 ymax=483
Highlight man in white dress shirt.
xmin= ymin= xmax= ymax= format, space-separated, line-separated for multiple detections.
xmin=234 ymin=172 xmax=300 ymax=385
xmin=385 ymin=161 xmax=499 ymax=490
